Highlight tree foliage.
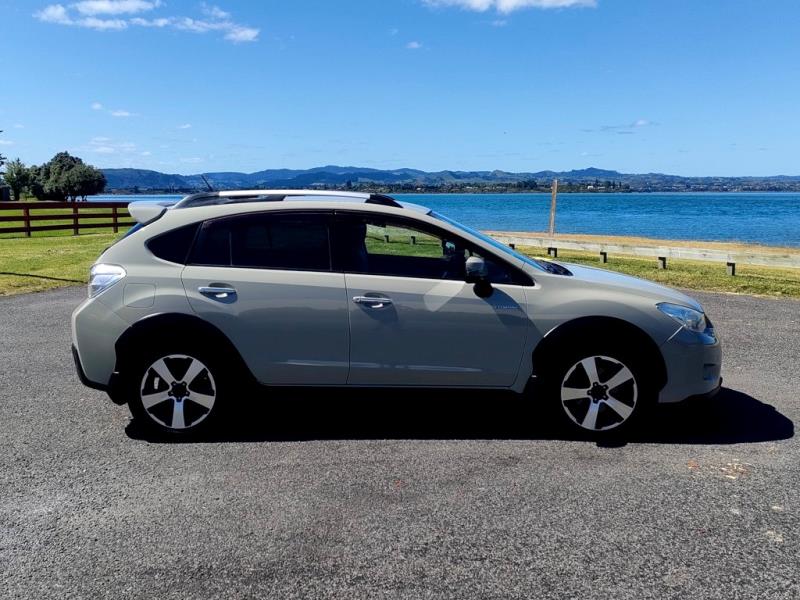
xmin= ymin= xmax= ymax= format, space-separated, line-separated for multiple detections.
xmin=3 ymin=159 xmax=30 ymax=201
xmin=27 ymin=152 xmax=107 ymax=201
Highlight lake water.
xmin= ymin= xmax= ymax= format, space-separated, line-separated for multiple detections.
xmin=94 ymin=192 xmax=800 ymax=247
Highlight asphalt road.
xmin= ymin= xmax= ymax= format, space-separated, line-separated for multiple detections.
xmin=1 ymin=286 xmax=798 ymax=599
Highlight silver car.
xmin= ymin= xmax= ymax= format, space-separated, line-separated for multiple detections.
xmin=72 ymin=190 xmax=722 ymax=437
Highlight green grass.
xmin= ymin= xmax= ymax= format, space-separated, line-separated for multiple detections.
xmin=0 ymin=233 xmax=120 ymax=296
xmin=1 ymin=229 xmax=799 ymax=299
xmin=519 ymin=247 xmax=800 ymax=299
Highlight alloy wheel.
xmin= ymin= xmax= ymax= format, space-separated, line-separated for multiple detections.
xmin=560 ymin=355 xmax=638 ymax=432
xmin=139 ymin=354 xmax=217 ymax=430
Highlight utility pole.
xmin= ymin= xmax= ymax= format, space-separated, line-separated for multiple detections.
xmin=548 ymin=178 xmax=558 ymax=236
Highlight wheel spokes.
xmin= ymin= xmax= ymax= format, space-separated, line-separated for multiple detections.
xmin=189 ymin=391 xmax=215 ymax=410
xmin=140 ymin=354 xmax=217 ymax=430
xmin=150 ymin=358 xmax=174 ymax=385
xmin=171 ymin=400 xmax=186 ymax=429
xmin=581 ymin=401 xmax=600 ymax=430
xmin=141 ymin=390 xmax=171 ymax=410
xmin=580 ymin=357 xmax=600 ymax=384
xmin=604 ymin=396 xmax=634 ymax=421
xmin=182 ymin=358 xmax=206 ymax=387
xmin=562 ymin=387 xmax=589 ymax=401
xmin=603 ymin=367 xmax=635 ymax=392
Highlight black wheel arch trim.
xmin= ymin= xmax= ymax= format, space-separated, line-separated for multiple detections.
xmin=531 ymin=316 xmax=668 ymax=392
xmin=114 ymin=312 xmax=257 ymax=386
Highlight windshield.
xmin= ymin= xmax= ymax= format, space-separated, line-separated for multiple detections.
xmin=431 ymin=211 xmax=551 ymax=272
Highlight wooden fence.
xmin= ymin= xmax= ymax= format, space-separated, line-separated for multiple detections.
xmin=0 ymin=201 xmax=133 ymax=237
xmin=489 ymin=232 xmax=800 ymax=275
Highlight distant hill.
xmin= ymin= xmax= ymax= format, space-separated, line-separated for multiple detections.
xmin=101 ymin=166 xmax=800 ymax=193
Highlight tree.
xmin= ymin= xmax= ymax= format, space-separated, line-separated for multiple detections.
xmin=3 ymin=159 xmax=29 ymax=201
xmin=27 ymin=152 xmax=106 ymax=201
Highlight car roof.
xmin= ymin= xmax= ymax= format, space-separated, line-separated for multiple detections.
xmin=128 ymin=190 xmax=431 ymax=225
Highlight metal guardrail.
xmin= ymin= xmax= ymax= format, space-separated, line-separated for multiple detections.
xmin=488 ymin=232 xmax=800 ymax=275
xmin=0 ymin=201 xmax=133 ymax=236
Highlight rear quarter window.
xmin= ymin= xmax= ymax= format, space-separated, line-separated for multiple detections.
xmin=146 ymin=223 xmax=201 ymax=264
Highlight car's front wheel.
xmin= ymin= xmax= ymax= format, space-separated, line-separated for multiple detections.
xmin=125 ymin=350 xmax=226 ymax=435
xmin=544 ymin=345 xmax=652 ymax=436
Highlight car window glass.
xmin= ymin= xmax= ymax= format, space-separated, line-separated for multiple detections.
xmin=335 ymin=213 xmax=528 ymax=284
xmin=146 ymin=222 xmax=200 ymax=264
xmin=231 ymin=213 xmax=330 ymax=271
xmin=189 ymin=212 xmax=331 ymax=271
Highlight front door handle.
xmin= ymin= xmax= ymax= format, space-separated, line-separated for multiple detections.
xmin=353 ymin=296 xmax=393 ymax=309
xmin=199 ymin=286 xmax=237 ymax=300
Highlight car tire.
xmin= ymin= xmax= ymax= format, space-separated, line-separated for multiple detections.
xmin=123 ymin=346 xmax=229 ymax=436
xmin=542 ymin=342 xmax=654 ymax=438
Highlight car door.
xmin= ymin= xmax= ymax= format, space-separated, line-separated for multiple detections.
xmin=333 ymin=211 xmax=532 ymax=387
xmin=181 ymin=210 xmax=350 ymax=385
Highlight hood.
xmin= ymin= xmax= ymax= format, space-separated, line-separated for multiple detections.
xmin=562 ymin=263 xmax=703 ymax=311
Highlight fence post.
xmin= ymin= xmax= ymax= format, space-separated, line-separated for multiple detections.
xmin=112 ymin=206 xmax=119 ymax=233
xmin=548 ymin=179 xmax=558 ymax=236
xmin=600 ymin=251 xmax=608 ymax=263
xmin=23 ymin=204 xmax=31 ymax=238
xmin=72 ymin=203 xmax=79 ymax=235
xmin=548 ymin=247 xmax=558 ymax=258
xmin=727 ymin=262 xmax=736 ymax=277
xmin=657 ymin=256 xmax=667 ymax=270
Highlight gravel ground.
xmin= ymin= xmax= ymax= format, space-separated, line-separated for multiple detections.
xmin=1 ymin=286 xmax=798 ymax=599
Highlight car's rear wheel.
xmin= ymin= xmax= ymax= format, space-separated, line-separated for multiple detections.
xmin=543 ymin=345 xmax=653 ymax=437
xmin=125 ymin=349 xmax=226 ymax=435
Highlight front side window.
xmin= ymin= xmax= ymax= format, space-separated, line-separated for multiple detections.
xmin=189 ymin=212 xmax=331 ymax=271
xmin=334 ymin=213 xmax=531 ymax=284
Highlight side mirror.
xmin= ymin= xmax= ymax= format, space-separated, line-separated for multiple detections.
xmin=465 ymin=256 xmax=493 ymax=298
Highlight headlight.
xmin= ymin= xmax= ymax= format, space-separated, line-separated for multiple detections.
xmin=88 ymin=264 xmax=126 ymax=298
xmin=657 ymin=302 xmax=707 ymax=333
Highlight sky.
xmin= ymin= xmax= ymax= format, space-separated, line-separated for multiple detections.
xmin=1 ymin=0 xmax=799 ymax=177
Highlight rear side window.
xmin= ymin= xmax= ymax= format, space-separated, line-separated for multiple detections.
xmin=146 ymin=223 xmax=200 ymax=264
xmin=189 ymin=212 xmax=331 ymax=271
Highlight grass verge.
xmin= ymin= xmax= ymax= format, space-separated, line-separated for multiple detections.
xmin=520 ymin=247 xmax=800 ymax=299
xmin=0 ymin=234 xmax=119 ymax=296
xmin=0 ymin=231 xmax=799 ymax=299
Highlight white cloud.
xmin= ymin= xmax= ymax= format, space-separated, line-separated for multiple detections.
xmin=34 ymin=2 xmax=258 ymax=42
xmin=225 ymin=25 xmax=259 ymax=43
xmin=491 ymin=19 xmax=508 ymax=26
xmin=13 ymin=124 xmax=25 ymax=129
xmin=406 ymin=41 xmax=423 ymax=49
xmin=202 ymin=4 xmax=229 ymax=20
xmin=91 ymin=101 xmax=104 ymax=110
xmin=0 ymin=139 xmax=14 ymax=146
xmin=180 ymin=157 xmax=203 ymax=164
xmin=35 ymin=4 xmax=72 ymax=24
xmin=178 ymin=123 xmax=192 ymax=129
xmin=86 ymin=136 xmax=136 ymax=154
xmin=72 ymin=0 xmax=161 ymax=16
xmin=81 ymin=17 xmax=127 ymax=29
xmin=110 ymin=109 xmax=134 ymax=117
xmin=140 ymin=151 xmax=152 ymax=156
xmin=423 ymin=0 xmax=595 ymax=13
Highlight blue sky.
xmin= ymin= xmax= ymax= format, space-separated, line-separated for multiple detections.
xmin=1 ymin=0 xmax=798 ymax=176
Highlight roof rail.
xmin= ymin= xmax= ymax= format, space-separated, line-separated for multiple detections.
xmin=172 ymin=189 xmax=398 ymax=210
xmin=365 ymin=194 xmax=403 ymax=208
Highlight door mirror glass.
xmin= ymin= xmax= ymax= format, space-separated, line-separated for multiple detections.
xmin=465 ymin=256 xmax=488 ymax=282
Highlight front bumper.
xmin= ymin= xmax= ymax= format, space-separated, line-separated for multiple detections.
xmin=658 ymin=327 xmax=722 ymax=403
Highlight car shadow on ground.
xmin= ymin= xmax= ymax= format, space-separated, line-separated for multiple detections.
xmin=125 ymin=386 xmax=794 ymax=447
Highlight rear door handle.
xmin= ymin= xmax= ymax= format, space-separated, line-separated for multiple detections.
xmin=199 ymin=286 xmax=237 ymax=300
xmin=353 ymin=296 xmax=393 ymax=309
